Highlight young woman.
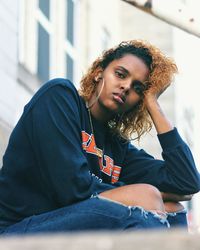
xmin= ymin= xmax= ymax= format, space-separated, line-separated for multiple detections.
xmin=0 ymin=40 xmax=199 ymax=234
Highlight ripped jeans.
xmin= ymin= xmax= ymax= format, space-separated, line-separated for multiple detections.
xmin=0 ymin=195 xmax=187 ymax=235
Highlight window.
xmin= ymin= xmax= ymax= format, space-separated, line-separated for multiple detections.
xmin=64 ymin=0 xmax=77 ymax=83
xmin=39 ymin=0 xmax=50 ymax=20
xmin=66 ymin=53 xmax=74 ymax=82
xmin=101 ymin=27 xmax=110 ymax=50
xmin=66 ymin=0 xmax=74 ymax=45
xmin=37 ymin=23 xmax=50 ymax=83
xmin=37 ymin=0 xmax=52 ymax=83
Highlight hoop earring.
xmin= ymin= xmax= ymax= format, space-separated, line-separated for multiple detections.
xmin=87 ymin=78 xmax=105 ymax=109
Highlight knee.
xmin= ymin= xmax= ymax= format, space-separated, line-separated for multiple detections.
xmin=127 ymin=184 xmax=164 ymax=211
xmin=100 ymin=183 xmax=164 ymax=211
xmin=140 ymin=184 xmax=162 ymax=197
xmin=129 ymin=184 xmax=162 ymax=200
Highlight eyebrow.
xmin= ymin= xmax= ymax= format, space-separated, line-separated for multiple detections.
xmin=116 ymin=66 xmax=129 ymax=75
xmin=117 ymin=66 xmax=141 ymax=81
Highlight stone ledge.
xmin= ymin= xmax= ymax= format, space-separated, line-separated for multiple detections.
xmin=0 ymin=230 xmax=199 ymax=250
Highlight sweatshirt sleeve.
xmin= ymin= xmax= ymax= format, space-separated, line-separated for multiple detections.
xmin=29 ymin=80 xmax=114 ymax=206
xmin=120 ymin=128 xmax=200 ymax=194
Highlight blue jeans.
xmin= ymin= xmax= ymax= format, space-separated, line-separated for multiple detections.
xmin=0 ymin=195 xmax=187 ymax=235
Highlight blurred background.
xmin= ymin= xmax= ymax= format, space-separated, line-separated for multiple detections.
xmin=0 ymin=0 xmax=199 ymax=231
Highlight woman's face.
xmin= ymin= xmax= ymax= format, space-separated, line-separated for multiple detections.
xmin=90 ymin=54 xmax=150 ymax=122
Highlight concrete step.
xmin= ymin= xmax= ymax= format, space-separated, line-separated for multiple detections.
xmin=0 ymin=229 xmax=199 ymax=250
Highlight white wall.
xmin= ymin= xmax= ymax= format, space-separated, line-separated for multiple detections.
xmin=0 ymin=0 xmax=19 ymax=163
xmin=0 ymin=0 xmax=19 ymax=126
xmin=0 ymin=0 xmax=32 ymax=164
xmin=172 ymin=0 xmax=200 ymax=231
xmin=173 ymin=27 xmax=200 ymax=231
xmin=79 ymin=0 xmax=121 ymax=75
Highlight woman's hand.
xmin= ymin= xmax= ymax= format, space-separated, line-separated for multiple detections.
xmin=144 ymin=83 xmax=170 ymax=106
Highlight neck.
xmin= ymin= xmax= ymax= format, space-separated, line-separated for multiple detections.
xmin=87 ymin=99 xmax=113 ymax=124
xmin=91 ymin=105 xmax=111 ymax=123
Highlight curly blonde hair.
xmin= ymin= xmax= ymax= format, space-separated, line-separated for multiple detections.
xmin=79 ymin=40 xmax=177 ymax=141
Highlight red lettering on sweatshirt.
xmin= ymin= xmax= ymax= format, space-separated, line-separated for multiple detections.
xmin=82 ymin=131 xmax=122 ymax=183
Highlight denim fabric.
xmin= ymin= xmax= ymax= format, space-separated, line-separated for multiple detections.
xmin=0 ymin=196 xmax=187 ymax=235
xmin=167 ymin=209 xmax=188 ymax=228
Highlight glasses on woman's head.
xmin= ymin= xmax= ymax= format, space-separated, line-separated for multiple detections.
xmin=132 ymin=80 xmax=149 ymax=96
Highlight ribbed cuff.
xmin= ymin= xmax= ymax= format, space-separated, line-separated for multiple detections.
xmin=157 ymin=127 xmax=184 ymax=151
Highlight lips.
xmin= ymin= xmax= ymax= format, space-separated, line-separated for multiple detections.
xmin=113 ymin=93 xmax=126 ymax=104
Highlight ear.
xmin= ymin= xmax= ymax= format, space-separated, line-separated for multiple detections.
xmin=94 ymin=72 xmax=103 ymax=82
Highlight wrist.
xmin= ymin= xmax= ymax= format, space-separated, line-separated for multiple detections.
xmin=144 ymin=96 xmax=159 ymax=112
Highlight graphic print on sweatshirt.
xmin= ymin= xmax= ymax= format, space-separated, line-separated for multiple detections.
xmin=82 ymin=131 xmax=122 ymax=183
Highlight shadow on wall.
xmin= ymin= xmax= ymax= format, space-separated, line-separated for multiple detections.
xmin=0 ymin=121 xmax=12 ymax=167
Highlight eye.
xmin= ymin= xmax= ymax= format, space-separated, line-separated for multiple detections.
xmin=115 ymin=71 xmax=126 ymax=79
xmin=132 ymin=80 xmax=147 ymax=96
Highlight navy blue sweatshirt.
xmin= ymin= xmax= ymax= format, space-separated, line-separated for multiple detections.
xmin=0 ymin=78 xmax=200 ymax=229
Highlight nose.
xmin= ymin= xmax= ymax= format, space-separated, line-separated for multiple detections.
xmin=119 ymin=81 xmax=131 ymax=93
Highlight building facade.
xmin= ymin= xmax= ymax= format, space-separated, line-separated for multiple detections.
xmin=0 ymin=0 xmax=20 ymax=161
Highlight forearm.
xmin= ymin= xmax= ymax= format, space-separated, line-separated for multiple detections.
xmin=145 ymin=98 xmax=173 ymax=134
xmin=161 ymin=192 xmax=193 ymax=202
